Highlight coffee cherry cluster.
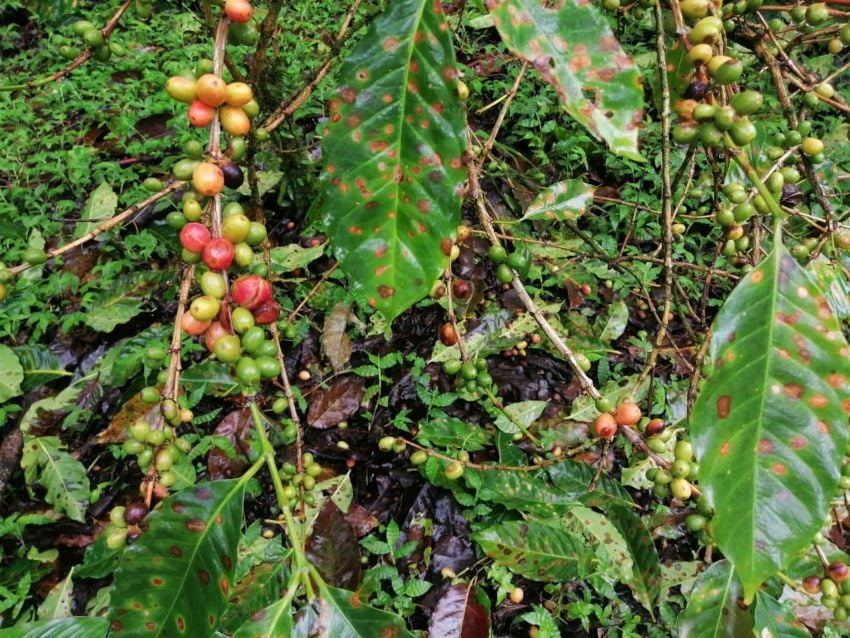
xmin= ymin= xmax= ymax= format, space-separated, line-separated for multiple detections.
xmin=103 ymin=502 xmax=149 ymax=550
xmin=61 ymin=19 xmax=127 ymax=64
xmin=592 ymin=396 xmax=642 ymax=439
xmin=442 ymin=357 xmax=495 ymax=397
xmin=487 ymin=243 xmax=531 ymax=284
xmin=802 ymin=560 xmax=850 ymax=621
xmin=280 ymin=453 xmax=323 ymax=507
xmin=122 ymin=418 xmax=192 ymax=490
xmin=647 ymin=439 xmax=699 ymax=501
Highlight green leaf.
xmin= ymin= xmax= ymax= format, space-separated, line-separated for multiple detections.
xmin=606 ymin=504 xmax=661 ymax=612
xmin=677 ymin=560 xmax=753 ymax=638
xmin=20 ymin=435 xmax=90 ymax=522
xmin=269 ymin=243 xmax=325 ymax=274
xmin=0 ymin=617 xmax=108 ymax=638
xmin=416 ymin=415 xmax=491 ymax=451
xmin=487 ymin=0 xmax=644 ymax=160
xmin=75 ymin=181 xmax=118 ymax=239
xmin=319 ymin=0 xmax=467 ymax=321
xmin=0 ymin=344 xmax=24 ymax=403
xmin=494 ymin=400 xmax=548 ymax=435
xmin=181 ymin=361 xmax=240 ymax=397
xmin=473 ymin=520 xmax=594 ymax=581
xmin=563 ymin=506 xmax=632 ymax=581
xmin=520 ymin=180 xmax=595 ymax=222
xmin=83 ymin=271 xmax=167 ymax=332
xmin=232 ymin=597 xmax=292 ymax=638
xmin=12 ymin=345 xmax=70 ymax=391
xmin=597 ymin=299 xmax=629 ymax=343
xmin=108 ymin=479 xmax=246 ymax=637
xmin=292 ymin=586 xmax=415 ymax=638
xmin=753 ymin=591 xmax=809 ymax=637
xmin=691 ymin=244 xmax=850 ymax=602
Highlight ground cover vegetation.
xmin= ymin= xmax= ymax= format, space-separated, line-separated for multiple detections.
xmin=1 ymin=0 xmax=850 ymax=635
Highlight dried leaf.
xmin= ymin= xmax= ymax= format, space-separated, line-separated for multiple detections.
xmin=307 ymin=377 xmax=365 ymax=429
xmin=321 ymin=303 xmax=352 ymax=373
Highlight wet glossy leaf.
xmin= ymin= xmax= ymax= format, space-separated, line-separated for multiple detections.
xmin=108 ymin=479 xmax=246 ymax=637
xmin=207 ymin=409 xmax=259 ymax=480
xmin=0 ymin=344 xmax=24 ymax=402
xmin=181 ymin=361 xmax=240 ymax=397
xmin=0 ymin=617 xmax=108 ymax=638
xmin=232 ymin=598 xmax=293 ymax=638
xmin=520 ymin=179 xmax=595 ymax=222
xmin=691 ymin=244 xmax=850 ymax=602
xmin=417 ymin=415 xmax=491 ymax=451
xmin=427 ymin=583 xmax=490 ymax=638
xmin=82 ymin=271 xmax=167 ymax=332
xmin=597 ymin=299 xmax=629 ymax=342
xmin=305 ymin=501 xmax=361 ymax=590
xmin=321 ymin=303 xmax=352 ymax=373
xmin=677 ymin=560 xmax=753 ymax=638
xmin=20 ymin=435 xmax=90 ymax=522
xmin=307 ymin=377 xmax=365 ymax=429
xmin=487 ymin=0 xmax=644 ymax=160
xmin=753 ymin=591 xmax=809 ymax=638
xmin=319 ymin=0 xmax=467 ymax=321
xmin=75 ymin=181 xmax=117 ymax=239
xmin=292 ymin=586 xmax=415 ymax=638
xmin=12 ymin=345 xmax=69 ymax=392
xmin=473 ymin=520 xmax=594 ymax=581
xmin=99 ymin=325 xmax=172 ymax=387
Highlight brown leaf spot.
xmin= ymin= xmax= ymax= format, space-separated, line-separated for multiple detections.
xmin=209 ymin=615 xmax=216 ymax=627
xmin=716 ymin=395 xmax=732 ymax=418
xmin=151 ymin=577 xmax=164 ymax=586
xmin=326 ymin=164 xmax=335 ymax=174
xmin=220 ymin=576 xmax=229 ymax=594
xmin=828 ymin=373 xmax=846 ymax=389
xmin=378 ymin=285 xmax=395 ymax=299
xmin=339 ymin=87 xmax=358 ymax=104
xmin=131 ymin=603 xmax=141 ymax=610
xmin=777 ymin=311 xmax=800 ymax=325
xmin=382 ymin=36 xmax=400 ymax=52
xmin=777 ymin=348 xmax=790 ymax=359
xmin=352 ymin=130 xmax=362 ymax=142
xmin=771 ymin=463 xmax=787 ymax=475
xmin=757 ymin=438 xmax=774 ymax=454
xmin=196 ymin=486 xmax=213 ymax=500
xmin=369 ymin=140 xmax=388 ymax=152
xmin=809 ymin=394 xmax=828 ymax=408
xmin=198 ymin=569 xmax=211 ymax=584
xmin=375 ymin=265 xmax=390 ymax=277
xmin=329 ymin=99 xmax=340 ymax=111
xmin=440 ymin=238 xmax=453 ymax=256
xmin=350 ymin=592 xmax=362 ymax=608
xmin=382 ymin=93 xmax=393 ymax=103
xmin=331 ymin=112 xmax=341 ymax=123
xmin=751 ymin=270 xmax=764 ymax=283
xmin=724 ymin=350 xmax=735 ymax=363
xmin=145 ymin=622 xmax=156 ymax=631
xmin=720 ymin=441 xmax=731 ymax=456
xmin=186 ymin=518 xmax=206 ymax=533
xmin=356 ymin=69 xmax=369 ymax=82
xmin=797 ymin=286 xmax=809 ymax=298
xmin=407 ymin=81 xmax=419 ymax=94
xmin=171 ymin=502 xmax=185 ymax=513
xmin=790 ymin=436 xmax=807 ymax=450
xmin=417 ymin=199 xmax=431 ymax=213
xmin=842 ymin=400 xmax=850 ymax=414
xmin=784 ymin=383 xmax=804 ymax=399
xmin=817 ymin=420 xmax=830 ymax=433
xmin=375 ymin=243 xmax=388 ymax=259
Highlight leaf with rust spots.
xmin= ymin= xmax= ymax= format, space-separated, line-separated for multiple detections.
xmin=321 ymin=303 xmax=352 ymax=374
xmin=487 ymin=0 xmax=644 ymax=160
xmin=678 ymin=560 xmax=753 ymax=638
xmin=108 ymin=480 xmax=245 ymax=636
xmin=520 ymin=179 xmax=595 ymax=223
xmin=305 ymin=501 xmax=361 ymax=590
xmin=691 ymin=242 xmax=850 ymax=603
xmin=307 ymin=377 xmax=366 ymax=429
xmin=319 ymin=0 xmax=467 ymax=322
xmin=427 ymin=583 xmax=490 ymax=638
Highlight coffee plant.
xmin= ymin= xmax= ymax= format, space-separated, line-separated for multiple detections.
xmin=3 ymin=0 xmax=850 ymax=635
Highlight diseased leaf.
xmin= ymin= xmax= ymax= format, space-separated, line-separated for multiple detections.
xmin=232 ymin=597 xmax=293 ymax=638
xmin=520 ymin=180 xmax=595 ymax=222
xmin=753 ymin=591 xmax=809 ymax=638
xmin=75 ymin=181 xmax=118 ymax=239
xmin=691 ymin=244 xmax=850 ymax=602
xmin=607 ymin=504 xmax=661 ymax=612
xmin=487 ymin=0 xmax=644 ymax=160
xmin=82 ymin=271 xmax=167 ymax=332
xmin=305 ymin=501 xmax=361 ymax=590
xmin=473 ymin=520 xmax=594 ymax=581
xmin=564 ymin=506 xmax=632 ymax=582
xmin=207 ymin=409 xmax=259 ymax=480
xmin=0 ymin=344 xmax=24 ymax=403
xmin=428 ymin=583 xmax=490 ymax=638
xmin=677 ymin=560 xmax=753 ymax=638
xmin=307 ymin=377 xmax=365 ymax=429
xmin=20 ymin=435 xmax=90 ymax=522
xmin=269 ymin=243 xmax=325 ymax=274
xmin=319 ymin=0 xmax=467 ymax=321
xmin=292 ymin=586 xmax=415 ymax=638
xmin=0 ymin=617 xmax=109 ymax=638
xmin=321 ymin=303 xmax=352 ymax=373
xmin=108 ymin=479 xmax=246 ymax=637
